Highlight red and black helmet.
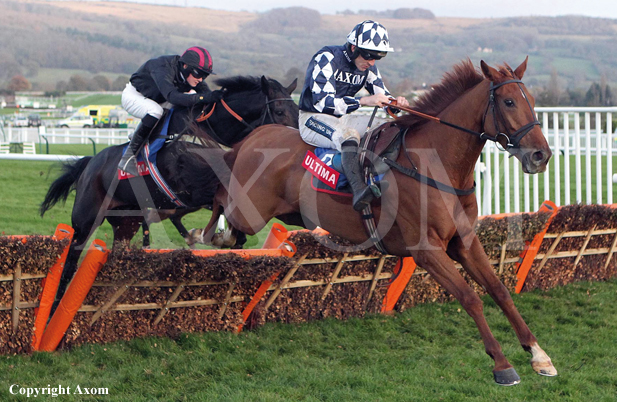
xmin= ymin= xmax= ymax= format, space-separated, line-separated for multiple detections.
xmin=179 ymin=46 xmax=215 ymax=78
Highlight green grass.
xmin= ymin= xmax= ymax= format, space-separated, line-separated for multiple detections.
xmin=1 ymin=279 xmax=615 ymax=401
xmin=0 ymin=157 xmax=279 ymax=249
xmin=65 ymin=93 xmax=122 ymax=108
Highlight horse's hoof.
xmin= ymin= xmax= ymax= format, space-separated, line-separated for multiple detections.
xmin=188 ymin=228 xmax=204 ymax=244
xmin=532 ymin=361 xmax=558 ymax=377
xmin=493 ymin=367 xmax=521 ymax=386
xmin=530 ymin=343 xmax=557 ymax=376
xmin=211 ymin=233 xmax=224 ymax=248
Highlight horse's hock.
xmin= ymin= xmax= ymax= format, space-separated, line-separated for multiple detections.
xmin=2 ymin=203 xmax=617 ymax=354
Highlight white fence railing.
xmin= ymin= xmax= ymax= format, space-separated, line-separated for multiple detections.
xmin=477 ymin=107 xmax=617 ymax=215
xmin=2 ymin=126 xmax=131 ymax=145
xmin=4 ymin=107 xmax=617 ymax=215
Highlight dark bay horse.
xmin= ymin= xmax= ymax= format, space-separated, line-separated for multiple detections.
xmin=198 ymin=59 xmax=556 ymax=385
xmin=40 ymin=75 xmax=298 ymax=300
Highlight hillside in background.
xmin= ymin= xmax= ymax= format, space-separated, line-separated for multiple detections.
xmin=2 ymin=0 xmax=617 ymax=104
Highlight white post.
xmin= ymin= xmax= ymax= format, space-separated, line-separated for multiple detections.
xmin=533 ymin=172 xmax=539 ymax=211
xmin=596 ymin=112 xmax=603 ymax=204
xmin=504 ymin=149 xmax=510 ymax=213
xmin=553 ymin=112 xmax=560 ymax=206
xmin=543 ymin=112 xmax=550 ymax=204
xmin=524 ymin=173 xmax=530 ymax=212
xmin=608 ymin=113 xmax=613 ymax=204
xmin=575 ymin=113 xmax=582 ymax=203
xmin=564 ymin=113 xmax=570 ymax=205
xmin=514 ymin=158 xmax=520 ymax=213
xmin=585 ymin=112 xmax=592 ymax=204
xmin=493 ymin=145 xmax=500 ymax=213
xmin=475 ymin=160 xmax=482 ymax=214
xmin=483 ymin=145 xmax=492 ymax=215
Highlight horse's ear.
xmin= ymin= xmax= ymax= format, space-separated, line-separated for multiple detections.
xmin=261 ymin=75 xmax=270 ymax=95
xmin=286 ymin=78 xmax=298 ymax=94
xmin=513 ymin=56 xmax=529 ymax=79
xmin=480 ymin=60 xmax=499 ymax=81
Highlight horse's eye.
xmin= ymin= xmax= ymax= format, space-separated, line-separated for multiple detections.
xmin=504 ymin=99 xmax=515 ymax=107
xmin=275 ymin=110 xmax=285 ymax=116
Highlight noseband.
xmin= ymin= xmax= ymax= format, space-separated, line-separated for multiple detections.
xmin=480 ymin=79 xmax=540 ymax=151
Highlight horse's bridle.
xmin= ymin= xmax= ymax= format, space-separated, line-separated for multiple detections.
xmin=196 ymin=95 xmax=295 ymax=145
xmin=480 ymin=79 xmax=540 ymax=151
xmin=388 ymin=78 xmax=540 ymax=153
xmin=382 ymin=77 xmax=540 ymax=196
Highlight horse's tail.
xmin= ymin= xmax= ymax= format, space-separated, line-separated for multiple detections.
xmin=40 ymin=156 xmax=93 ymax=217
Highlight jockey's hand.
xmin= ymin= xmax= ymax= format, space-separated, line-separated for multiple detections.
xmin=392 ymin=96 xmax=409 ymax=108
xmin=198 ymin=89 xmax=225 ymax=104
xmin=386 ymin=96 xmax=410 ymax=114
xmin=359 ymin=93 xmax=392 ymax=108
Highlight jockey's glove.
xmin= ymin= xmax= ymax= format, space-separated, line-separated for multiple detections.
xmin=197 ymin=89 xmax=225 ymax=104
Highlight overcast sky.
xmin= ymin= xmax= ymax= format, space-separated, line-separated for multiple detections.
xmin=151 ymin=0 xmax=617 ymax=19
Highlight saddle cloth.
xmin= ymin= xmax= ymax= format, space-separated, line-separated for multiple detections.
xmin=117 ymin=109 xmax=187 ymax=207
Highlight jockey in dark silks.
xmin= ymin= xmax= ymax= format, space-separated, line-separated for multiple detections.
xmin=298 ymin=20 xmax=410 ymax=211
xmin=118 ymin=46 xmax=224 ymax=176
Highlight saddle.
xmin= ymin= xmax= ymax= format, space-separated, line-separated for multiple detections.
xmin=308 ymin=122 xmax=404 ymax=196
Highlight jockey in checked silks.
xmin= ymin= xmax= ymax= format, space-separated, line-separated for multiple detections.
xmin=298 ymin=20 xmax=410 ymax=211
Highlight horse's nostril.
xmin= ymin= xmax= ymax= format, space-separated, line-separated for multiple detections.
xmin=532 ymin=151 xmax=546 ymax=165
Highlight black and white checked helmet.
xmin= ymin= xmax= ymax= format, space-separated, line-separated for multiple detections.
xmin=346 ymin=20 xmax=393 ymax=53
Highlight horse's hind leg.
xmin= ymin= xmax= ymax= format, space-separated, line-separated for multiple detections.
xmin=412 ymin=247 xmax=520 ymax=385
xmin=448 ymin=236 xmax=557 ymax=377
xmin=108 ymin=214 xmax=142 ymax=247
xmin=56 ymin=196 xmax=104 ymax=305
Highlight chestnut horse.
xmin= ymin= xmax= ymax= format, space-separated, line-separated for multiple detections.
xmin=197 ymin=58 xmax=556 ymax=385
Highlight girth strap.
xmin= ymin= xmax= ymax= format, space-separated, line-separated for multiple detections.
xmin=383 ymin=158 xmax=476 ymax=196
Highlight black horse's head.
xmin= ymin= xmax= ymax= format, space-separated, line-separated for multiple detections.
xmin=186 ymin=75 xmax=298 ymax=147
xmin=215 ymin=75 xmax=299 ymax=129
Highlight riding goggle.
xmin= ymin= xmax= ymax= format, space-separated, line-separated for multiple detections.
xmin=189 ymin=68 xmax=210 ymax=79
xmin=358 ymin=49 xmax=385 ymax=61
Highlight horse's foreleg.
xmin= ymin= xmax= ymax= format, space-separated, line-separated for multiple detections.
xmin=170 ymin=215 xmax=195 ymax=249
xmin=413 ymin=248 xmax=520 ymax=385
xmin=448 ymin=236 xmax=557 ymax=377
xmin=108 ymin=215 xmax=142 ymax=247
xmin=190 ymin=202 xmax=223 ymax=246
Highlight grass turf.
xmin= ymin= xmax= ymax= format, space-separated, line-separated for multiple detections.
xmin=0 ymin=279 xmax=615 ymax=401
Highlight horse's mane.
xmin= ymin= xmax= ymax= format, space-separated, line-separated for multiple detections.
xmin=397 ymin=59 xmax=484 ymax=127
xmin=213 ymin=76 xmax=263 ymax=93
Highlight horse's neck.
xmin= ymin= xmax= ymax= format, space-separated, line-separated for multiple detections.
xmin=415 ymin=80 xmax=489 ymax=187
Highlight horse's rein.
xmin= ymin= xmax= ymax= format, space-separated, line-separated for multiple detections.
xmin=196 ymin=99 xmax=246 ymax=125
xmin=386 ymin=79 xmax=539 ymax=151
xmin=196 ymin=96 xmax=294 ymax=128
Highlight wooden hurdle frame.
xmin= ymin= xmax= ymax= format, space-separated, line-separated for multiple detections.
xmin=2 ymin=202 xmax=617 ymax=353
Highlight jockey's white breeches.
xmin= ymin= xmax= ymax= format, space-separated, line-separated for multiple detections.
xmin=299 ymin=111 xmax=389 ymax=152
xmin=121 ymin=82 xmax=164 ymax=119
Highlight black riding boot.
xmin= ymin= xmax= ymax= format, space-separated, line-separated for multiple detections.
xmin=118 ymin=114 xmax=157 ymax=176
xmin=341 ymin=139 xmax=380 ymax=211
